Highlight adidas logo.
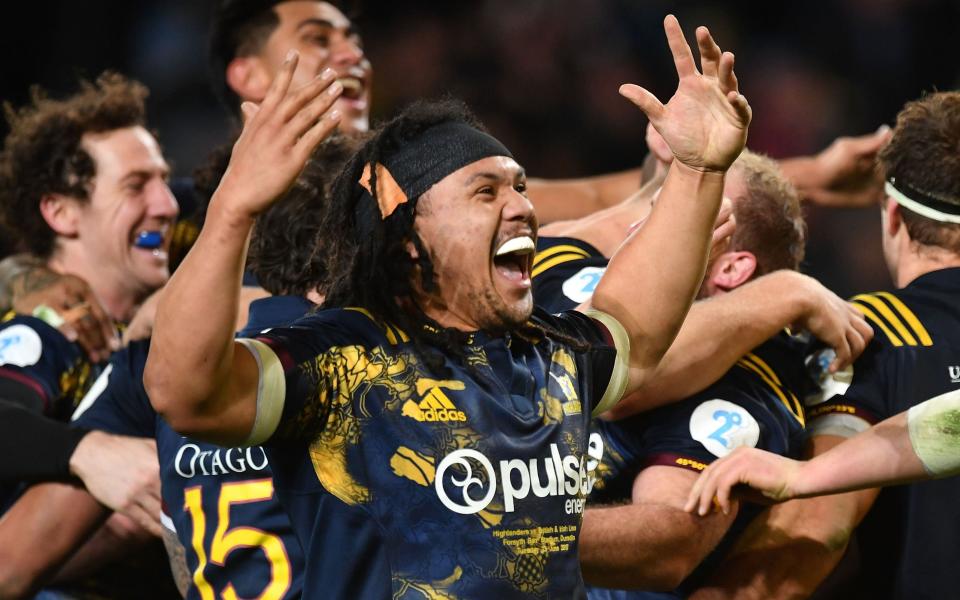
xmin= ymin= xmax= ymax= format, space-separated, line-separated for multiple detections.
xmin=403 ymin=387 xmax=467 ymax=422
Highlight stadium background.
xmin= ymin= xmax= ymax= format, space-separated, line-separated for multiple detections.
xmin=2 ymin=0 xmax=959 ymax=297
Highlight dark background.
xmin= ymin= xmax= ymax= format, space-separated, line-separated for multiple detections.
xmin=2 ymin=0 xmax=959 ymax=296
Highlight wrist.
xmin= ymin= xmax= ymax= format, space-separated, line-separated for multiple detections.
xmin=672 ymin=160 xmax=729 ymax=180
xmin=68 ymin=429 xmax=99 ymax=479
xmin=784 ymin=272 xmax=820 ymax=320
xmin=208 ymin=184 xmax=259 ymax=230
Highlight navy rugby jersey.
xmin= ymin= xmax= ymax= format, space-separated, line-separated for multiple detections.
xmin=72 ymin=296 xmax=313 ymax=600
xmin=245 ymin=306 xmax=626 ymax=599
xmin=532 ymin=237 xmax=609 ymax=313
xmin=0 ymin=314 xmax=103 ymax=511
xmin=587 ymin=332 xmax=811 ymax=600
xmin=805 ymin=267 xmax=960 ymax=600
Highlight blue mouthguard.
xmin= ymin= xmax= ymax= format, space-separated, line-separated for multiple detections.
xmin=134 ymin=231 xmax=164 ymax=249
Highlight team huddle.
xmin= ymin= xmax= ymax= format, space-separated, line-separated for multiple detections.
xmin=0 ymin=1 xmax=959 ymax=599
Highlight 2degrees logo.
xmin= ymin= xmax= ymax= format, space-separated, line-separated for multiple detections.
xmin=434 ymin=433 xmax=603 ymax=515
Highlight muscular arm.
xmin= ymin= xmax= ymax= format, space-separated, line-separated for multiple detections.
xmin=146 ymin=56 xmax=341 ymax=445
xmin=607 ymin=271 xmax=870 ymax=419
xmin=688 ymin=435 xmax=879 ymax=600
xmin=589 ymin=19 xmax=750 ymax=399
xmin=160 ymin=525 xmax=191 ymax=597
xmin=0 ymin=482 xmax=108 ymax=598
xmin=581 ymin=466 xmax=738 ymax=590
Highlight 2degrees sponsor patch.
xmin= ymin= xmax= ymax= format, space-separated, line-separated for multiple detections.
xmin=562 ymin=266 xmax=607 ymax=304
xmin=0 ymin=324 xmax=43 ymax=367
xmin=689 ymin=399 xmax=760 ymax=458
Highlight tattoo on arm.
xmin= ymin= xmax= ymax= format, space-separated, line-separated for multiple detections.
xmin=160 ymin=525 xmax=191 ymax=598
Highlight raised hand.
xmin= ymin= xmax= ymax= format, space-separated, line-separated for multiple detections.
xmin=216 ymin=51 xmax=342 ymax=218
xmin=621 ymin=15 xmax=751 ymax=173
xmin=684 ymin=446 xmax=802 ymax=516
xmin=798 ymin=126 xmax=893 ymax=208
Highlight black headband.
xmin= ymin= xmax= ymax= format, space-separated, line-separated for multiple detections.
xmin=358 ymin=121 xmax=514 ymax=219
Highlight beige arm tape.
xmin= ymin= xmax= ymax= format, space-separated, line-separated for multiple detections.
xmin=236 ymin=338 xmax=287 ymax=447
xmin=584 ymin=308 xmax=631 ymax=417
xmin=907 ymin=388 xmax=960 ymax=477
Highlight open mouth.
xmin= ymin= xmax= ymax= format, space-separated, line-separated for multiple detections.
xmin=493 ymin=236 xmax=535 ymax=286
xmin=337 ymin=76 xmax=365 ymax=101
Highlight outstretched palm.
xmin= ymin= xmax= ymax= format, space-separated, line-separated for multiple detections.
xmin=621 ymin=15 xmax=751 ymax=173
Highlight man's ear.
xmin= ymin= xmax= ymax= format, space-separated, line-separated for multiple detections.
xmin=707 ymin=251 xmax=758 ymax=292
xmin=884 ymin=198 xmax=904 ymax=238
xmin=225 ymin=56 xmax=272 ymax=104
xmin=39 ymin=194 xmax=81 ymax=237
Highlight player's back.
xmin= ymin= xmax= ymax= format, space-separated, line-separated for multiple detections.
xmin=806 ymin=267 xmax=960 ymax=600
xmin=74 ymin=296 xmax=315 ymax=600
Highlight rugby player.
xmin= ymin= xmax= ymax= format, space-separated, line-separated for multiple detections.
xmin=147 ymin=16 xmax=752 ymax=598
xmin=679 ymin=91 xmax=960 ymax=600
xmin=0 ymin=138 xmax=355 ymax=599
xmin=0 ymin=72 xmax=179 ymax=596
xmin=532 ymin=152 xmax=870 ymax=413
xmin=576 ymin=151 xmax=814 ymax=597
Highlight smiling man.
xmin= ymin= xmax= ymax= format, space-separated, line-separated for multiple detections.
xmin=211 ymin=0 xmax=372 ymax=134
xmin=0 ymin=72 xmax=179 ymax=596
xmin=147 ymin=16 xmax=750 ymax=598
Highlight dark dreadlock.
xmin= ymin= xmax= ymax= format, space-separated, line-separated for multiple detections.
xmin=319 ymin=99 xmax=586 ymax=376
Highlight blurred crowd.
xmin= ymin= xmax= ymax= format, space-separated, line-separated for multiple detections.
xmin=3 ymin=0 xmax=959 ymax=294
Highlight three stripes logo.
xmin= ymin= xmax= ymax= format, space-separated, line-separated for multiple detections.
xmin=850 ymin=292 xmax=932 ymax=347
xmin=531 ymin=244 xmax=591 ymax=279
xmin=402 ymin=379 xmax=468 ymax=423
xmin=736 ymin=352 xmax=805 ymax=426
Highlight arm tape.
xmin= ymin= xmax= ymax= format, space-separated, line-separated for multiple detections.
xmin=907 ymin=388 xmax=960 ymax=477
xmin=236 ymin=338 xmax=287 ymax=446
xmin=584 ymin=308 xmax=631 ymax=417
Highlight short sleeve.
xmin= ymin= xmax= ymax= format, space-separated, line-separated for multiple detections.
xmin=72 ymin=340 xmax=155 ymax=437
xmin=238 ymin=309 xmax=372 ymax=446
xmin=534 ymin=308 xmax=629 ymax=416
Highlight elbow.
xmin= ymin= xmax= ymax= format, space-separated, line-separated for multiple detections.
xmin=143 ymin=359 xmax=204 ymax=438
xmin=143 ymin=359 xmax=181 ymax=427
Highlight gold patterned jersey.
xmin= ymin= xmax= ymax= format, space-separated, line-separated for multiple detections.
xmin=243 ymin=306 xmax=625 ymax=599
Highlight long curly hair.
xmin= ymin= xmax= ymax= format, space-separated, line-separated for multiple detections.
xmin=0 ymin=72 xmax=149 ymax=258
xmin=318 ymin=99 xmax=585 ymax=375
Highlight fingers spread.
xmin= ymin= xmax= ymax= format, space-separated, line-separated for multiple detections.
xmin=696 ymin=26 xmax=722 ymax=79
xmin=727 ymin=91 xmax=752 ymax=126
xmin=619 ymin=84 xmax=665 ymax=122
xmin=278 ymin=68 xmax=338 ymax=125
xmin=295 ymin=109 xmax=342 ymax=158
xmin=288 ymin=78 xmax=342 ymax=139
xmin=664 ymin=15 xmax=696 ymax=78
xmin=718 ymin=52 xmax=738 ymax=94
xmin=260 ymin=50 xmax=299 ymax=113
